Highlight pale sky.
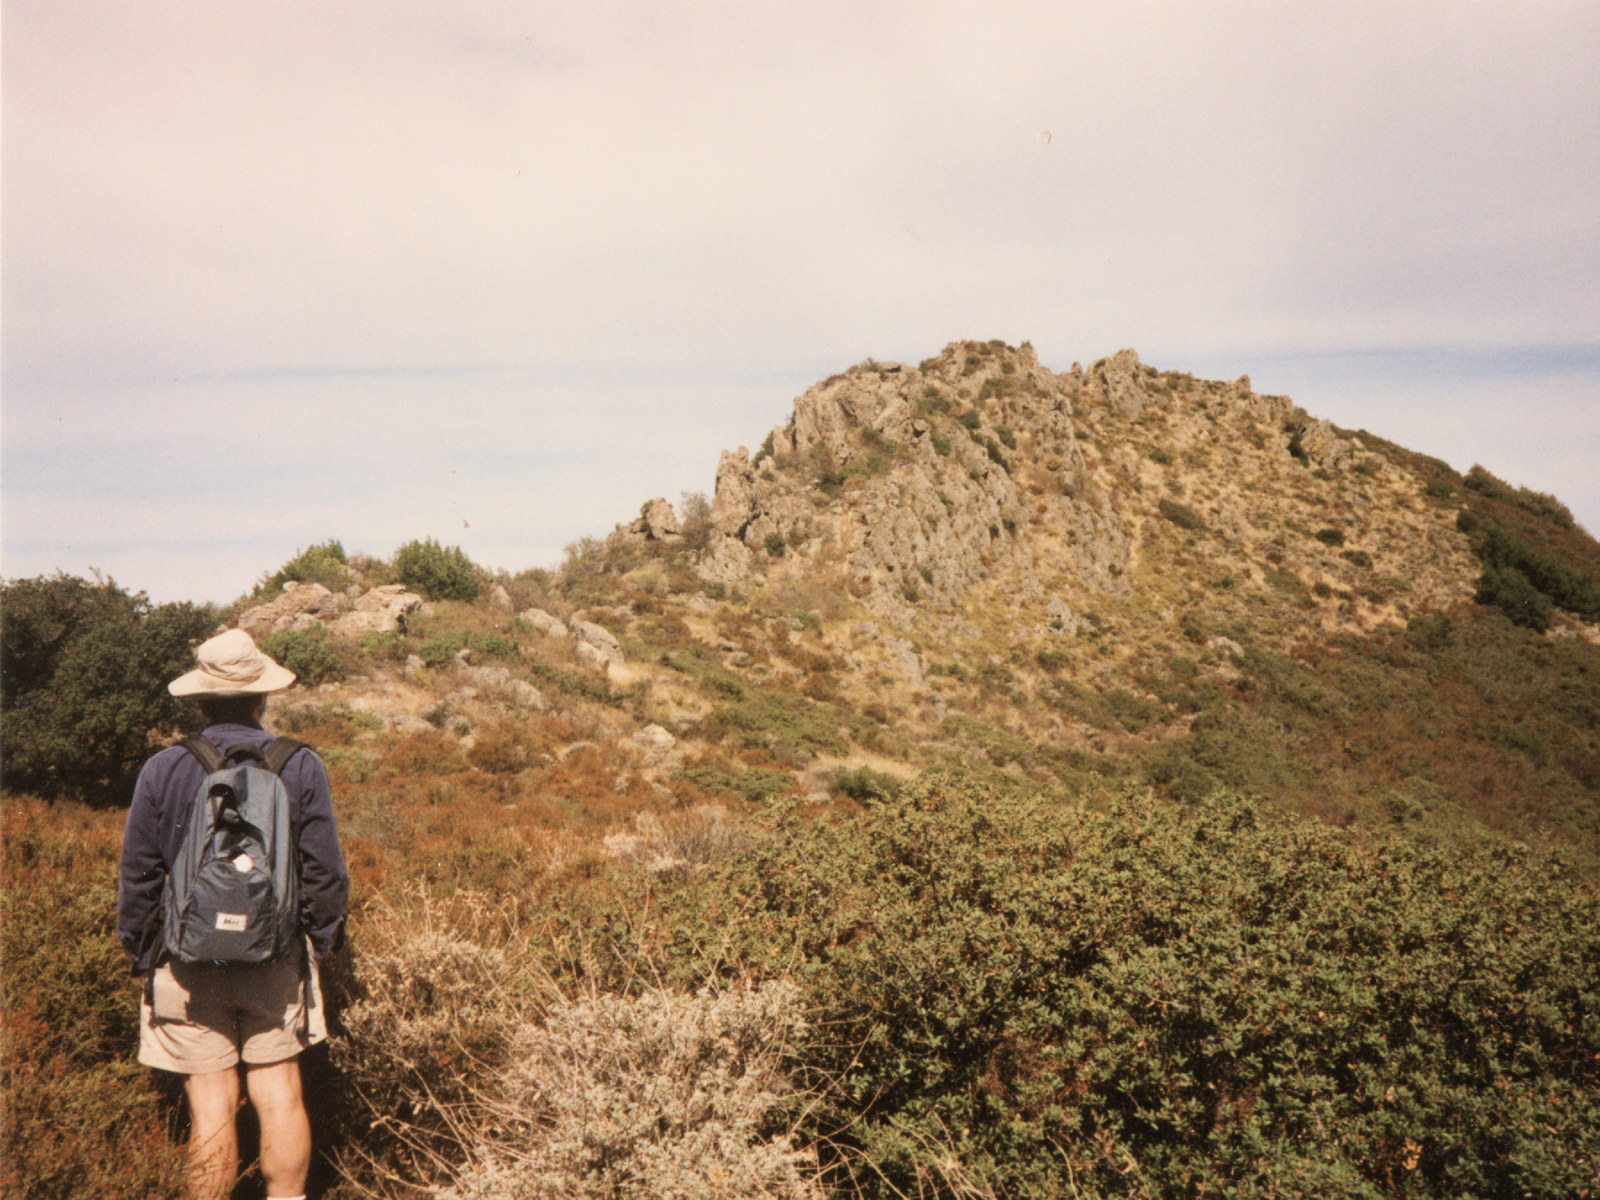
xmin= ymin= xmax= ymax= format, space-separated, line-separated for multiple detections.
xmin=4 ymin=1 xmax=1597 ymax=604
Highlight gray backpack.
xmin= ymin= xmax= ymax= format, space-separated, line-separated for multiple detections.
xmin=162 ymin=737 xmax=304 ymax=965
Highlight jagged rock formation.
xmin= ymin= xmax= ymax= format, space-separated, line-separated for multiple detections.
xmin=689 ymin=341 xmax=1134 ymax=624
xmin=661 ymin=338 xmax=1475 ymax=654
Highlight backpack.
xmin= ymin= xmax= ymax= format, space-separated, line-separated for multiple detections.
xmin=162 ymin=736 xmax=305 ymax=965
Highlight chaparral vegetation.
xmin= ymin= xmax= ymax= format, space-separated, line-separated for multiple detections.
xmin=5 ymin=343 xmax=1599 ymax=1198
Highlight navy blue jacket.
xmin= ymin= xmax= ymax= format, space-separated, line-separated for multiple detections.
xmin=117 ymin=720 xmax=349 ymax=974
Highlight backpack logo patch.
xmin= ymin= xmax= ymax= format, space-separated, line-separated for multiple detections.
xmin=215 ymin=913 xmax=248 ymax=932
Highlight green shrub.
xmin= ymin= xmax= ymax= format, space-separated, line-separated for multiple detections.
xmin=1469 ymin=523 xmax=1600 ymax=625
xmin=393 ymin=537 xmax=482 ymax=602
xmin=661 ymin=643 xmax=747 ymax=698
xmin=471 ymin=631 xmax=519 ymax=661
xmin=357 ymin=630 xmax=406 ymax=662
xmin=418 ymin=629 xmax=469 ymax=668
xmin=1315 ymin=527 xmax=1347 ymax=547
xmin=680 ymin=765 xmax=795 ymax=804
xmin=993 ymin=424 xmax=1017 ymax=450
xmin=260 ymin=622 xmax=345 ymax=686
xmin=958 ymin=409 xmax=981 ymax=431
xmin=525 ymin=659 xmax=619 ymax=705
xmin=254 ymin=538 xmax=348 ymax=599
xmin=655 ymin=779 xmax=1600 ymax=1199
xmin=1342 ymin=549 xmax=1374 ymax=568
xmin=1158 ymin=498 xmax=1206 ymax=531
xmin=1266 ymin=566 xmax=1307 ymax=594
xmin=930 ymin=432 xmax=952 ymax=456
xmin=417 ymin=628 xmax=522 ymax=670
xmin=702 ymin=691 xmax=848 ymax=762
xmin=765 ymin=531 xmax=788 ymax=558
xmin=753 ymin=432 xmax=776 ymax=468
xmin=827 ymin=765 xmax=904 ymax=803
xmin=1476 ymin=564 xmax=1554 ymax=631
xmin=1464 ymin=465 xmax=1576 ymax=529
xmin=0 ymin=574 xmax=214 ymax=802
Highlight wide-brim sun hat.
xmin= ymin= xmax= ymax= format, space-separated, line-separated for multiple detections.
xmin=168 ymin=628 xmax=297 ymax=696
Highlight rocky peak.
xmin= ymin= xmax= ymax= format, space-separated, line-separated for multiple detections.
xmin=693 ymin=339 xmax=1128 ymax=621
xmin=651 ymin=338 xmax=1482 ymax=672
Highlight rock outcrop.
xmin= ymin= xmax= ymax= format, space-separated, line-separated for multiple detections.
xmin=662 ymin=337 xmax=1476 ymax=643
xmin=1094 ymin=348 xmax=1147 ymax=418
xmin=519 ymin=608 xmax=570 ymax=639
xmin=236 ymin=581 xmax=425 ymax=639
xmin=573 ymin=620 xmax=624 ymax=668
xmin=688 ymin=340 xmax=1133 ymax=621
xmin=236 ymin=582 xmax=349 ymax=636
xmin=330 ymin=585 xmax=426 ymax=638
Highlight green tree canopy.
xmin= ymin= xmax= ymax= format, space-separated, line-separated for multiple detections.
xmin=1 ymin=573 xmax=215 ymax=802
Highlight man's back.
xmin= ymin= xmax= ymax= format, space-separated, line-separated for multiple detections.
xmin=115 ymin=628 xmax=347 ymax=1200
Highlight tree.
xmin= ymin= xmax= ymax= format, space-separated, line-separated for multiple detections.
xmin=392 ymin=538 xmax=482 ymax=602
xmin=1 ymin=573 xmax=215 ymax=802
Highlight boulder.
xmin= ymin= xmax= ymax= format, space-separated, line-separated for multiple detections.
xmin=572 ymin=620 xmax=623 ymax=665
xmin=459 ymin=664 xmax=547 ymax=710
xmin=330 ymin=585 xmax=425 ymax=638
xmin=1046 ymin=596 xmax=1079 ymax=636
xmin=1294 ymin=417 xmax=1358 ymax=470
xmin=519 ymin=608 xmax=570 ymax=640
xmin=630 ymin=723 xmax=681 ymax=768
xmin=1207 ymin=636 xmax=1245 ymax=660
xmin=236 ymin=582 xmax=347 ymax=637
xmin=487 ymin=584 xmax=514 ymax=613
xmin=575 ymin=640 xmax=614 ymax=671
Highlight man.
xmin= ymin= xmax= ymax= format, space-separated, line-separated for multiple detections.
xmin=118 ymin=628 xmax=348 ymax=1200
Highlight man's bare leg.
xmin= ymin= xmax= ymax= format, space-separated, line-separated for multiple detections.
xmin=246 ymin=1057 xmax=312 ymax=1198
xmin=184 ymin=1068 xmax=241 ymax=1200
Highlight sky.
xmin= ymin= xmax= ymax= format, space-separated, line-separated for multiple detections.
xmin=4 ymin=1 xmax=1597 ymax=605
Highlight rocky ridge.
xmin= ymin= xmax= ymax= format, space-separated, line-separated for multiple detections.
xmin=611 ymin=338 xmax=1479 ymax=697
xmin=223 ymin=339 xmax=1598 ymax=854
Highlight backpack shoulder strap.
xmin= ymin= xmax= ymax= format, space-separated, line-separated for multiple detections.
xmin=180 ymin=736 xmax=226 ymax=774
xmin=264 ymin=737 xmax=306 ymax=776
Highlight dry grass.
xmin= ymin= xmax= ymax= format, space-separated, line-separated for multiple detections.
xmin=329 ymin=884 xmax=540 ymax=1195
xmin=602 ymin=803 xmax=754 ymax=877
xmin=436 ymin=980 xmax=823 ymax=1200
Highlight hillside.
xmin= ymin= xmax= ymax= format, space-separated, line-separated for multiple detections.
xmin=6 ymin=340 xmax=1600 ymax=1199
xmin=225 ymin=338 xmax=1600 ymax=858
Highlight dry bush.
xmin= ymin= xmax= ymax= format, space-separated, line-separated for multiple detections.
xmin=436 ymin=980 xmax=822 ymax=1200
xmin=330 ymin=885 xmax=534 ymax=1191
xmin=602 ymin=804 xmax=753 ymax=876
xmin=464 ymin=720 xmax=544 ymax=775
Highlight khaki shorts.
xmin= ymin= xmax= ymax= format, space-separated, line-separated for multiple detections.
xmin=138 ymin=939 xmax=326 ymax=1074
